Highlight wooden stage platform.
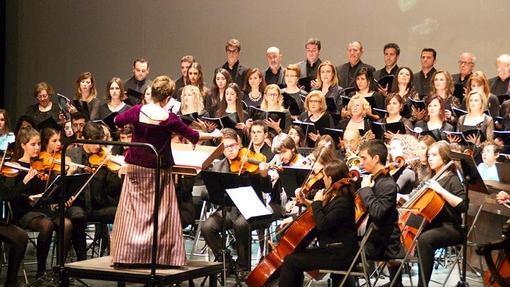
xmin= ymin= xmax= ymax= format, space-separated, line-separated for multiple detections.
xmin=62 ymin=256 xmax=223 ymax=286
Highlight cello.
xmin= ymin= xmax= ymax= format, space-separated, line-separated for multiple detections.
xmin=398 ymin=160 xmax=454 ymax=253
xmin=245 ymin=170 xmax=358 ymax=287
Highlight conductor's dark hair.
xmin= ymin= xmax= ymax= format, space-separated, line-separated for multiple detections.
xmin=359 ymin=139 xmax=387 ymax=165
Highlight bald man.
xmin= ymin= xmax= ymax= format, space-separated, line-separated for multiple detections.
xmin=265 ymin=46 xmax=285 ymax=88
xmin=336 ymin=41 xmax=375 ymax=88
xmin=489 ymin=53 xmax=510 ymax=96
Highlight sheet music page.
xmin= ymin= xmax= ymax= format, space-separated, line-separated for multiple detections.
xmin=172 ymin=150 xmax=210 ymax=168
xmin=226 ymin=186 xmax=272 ymax=220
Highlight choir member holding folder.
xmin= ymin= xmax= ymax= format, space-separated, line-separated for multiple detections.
xmin=314 ymin=61 xmax=344 ymax=114
xmin=247 ymin=84 xmax=291 ymax=134
xmin=414 ymin=95 xmax=455 ymax=142
xmin=456 ymin=90 xmax=494 ymax=145
xmin=379 ymin=94 xmax=413 ymax=140
xmin=295 ymin=91 xmax=334 ymax=146
xmin=463 ymin=71 xmax=500 ymax=117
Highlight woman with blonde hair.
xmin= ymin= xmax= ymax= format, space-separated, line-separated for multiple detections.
xmin=314 ymin=61 xmax=343 ymax=113
xmin=337 ymin=94 xmax=372 ymax=133
xmin=297 ymin=91 xmax=334 ymax=145
xmin=464 ymin=70 xmax=499 ymax=117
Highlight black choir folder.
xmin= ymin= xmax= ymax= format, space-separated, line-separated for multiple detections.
xmin=179 ymin=112 xmax=199 ymax=126
xmin=201 ymin=114 xmax=238 ymax=130
xmin=248 ymin=106 xmax=286 ymax=130
xmin=282 ymin=94 xmax=302 ymax=115
xmin=372 ymin=121 xmax=406 ymax=139
xmin=442 ymin=130 xmax=486 ymax=146
xmin=376 ymin=75 xmax=394 ymax=91
xmin=409 ymin=98 xmax=426 ymax=110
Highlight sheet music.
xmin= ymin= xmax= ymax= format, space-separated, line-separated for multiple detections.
xmin=226 ymin=186 xmax=272 ymax=220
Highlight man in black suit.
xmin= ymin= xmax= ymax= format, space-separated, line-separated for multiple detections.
xmin=216 ymin=38 xmax=249 ymax=88
xmin=296 ymin=38 xmax=322 ymax=91
xmin=265 ymin=46 xmax=285 ymax=88
xmin=336 ymin=41 xmax=375 ymax=88
xmin=173 ymin=55 xmax=195 ymax=98
xmin=124 ymin=58 xmax=152 ymax=105
xmin=358 ymin=140 xmax=404 ymax=287
xmin=414 ymin=48 xmax=437 ymax=97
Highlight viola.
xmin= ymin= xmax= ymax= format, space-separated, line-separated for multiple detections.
xmin=230 ymin=148 xmax=267 ymax=174
xmin=246 ymin=173 xmax=358 ymax=287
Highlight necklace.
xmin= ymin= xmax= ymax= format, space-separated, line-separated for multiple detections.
xmin=249 ymin=92 xmax=262 ymax=102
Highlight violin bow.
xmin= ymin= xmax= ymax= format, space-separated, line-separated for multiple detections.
xmin=43 ymin=150 xmax=58 ymax=191
xmin=237 ymin=138 xmax=254 ymax=176
xmin=65 ymin=155 xmax=109 ymax=207
xmin=0 ymin=148 xmax=7 ymax=170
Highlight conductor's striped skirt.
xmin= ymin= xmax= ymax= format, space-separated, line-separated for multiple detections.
xmin=110 ymin=164 xmax=186 ymax=266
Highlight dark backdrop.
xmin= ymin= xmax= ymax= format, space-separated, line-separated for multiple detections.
xmin=4 ymin=0 xmax=510 ymax=121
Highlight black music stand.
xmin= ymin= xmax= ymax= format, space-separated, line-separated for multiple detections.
xmin=278 ymin=166 xmax=312 ymax=199
xmin=34 ymin=173 xmax=89 ymax=208
xmin=449 ymin=151 xmax=488 ymax=287
xmin=201 ymin=170 xmax=251 ymax=284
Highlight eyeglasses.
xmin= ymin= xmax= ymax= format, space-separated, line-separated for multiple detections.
xmin=226 ymin=49 xmax=239 ymax=54
xmin=224 ymin=143 xmax=238 ymax=150
xmin=458 ymin=61 xmax=473 ymax=65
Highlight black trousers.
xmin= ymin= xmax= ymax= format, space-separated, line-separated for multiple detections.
xmin=279 ymin=246 xmax=356 ymax=287
xmin=0 ymin=222 xmax=28 ymax=287
xmin=416 ymin=222 xmax=462 ymax=286
xmin=201 ymin=207 xmax=251 ymax=270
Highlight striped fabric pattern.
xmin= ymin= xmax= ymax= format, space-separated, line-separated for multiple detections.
xmin=110 ymin=164 xmax=186 ymax=266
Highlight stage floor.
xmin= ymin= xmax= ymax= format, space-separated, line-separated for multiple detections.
xmin=0 ymin=227 xmax=486 ymax=286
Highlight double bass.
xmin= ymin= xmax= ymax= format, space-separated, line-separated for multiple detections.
xmin=245 ymin=171 xmax=358 ymax=287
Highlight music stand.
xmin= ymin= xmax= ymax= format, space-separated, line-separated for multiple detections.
xmin=449 ymin=151 xmax=489 ymax=287
xmin=34 ymin=174 xmax=90 ymax=208
xmin=201 ymin=170 xmax=251 ymax=283
xmin=278 ymin=166 xmax=312 ymax=199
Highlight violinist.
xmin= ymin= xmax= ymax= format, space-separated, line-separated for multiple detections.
xmin=269 ymin=133 xmax=306 ymax=168
xmin=40 ymin=127 xmax=89 ymax=261
xmin=413 ymin=141 xmax=467 ymax=286
xmin=415 ymin=135 xmax=435 ymax=183
xmin=8 ymin=127 xmax=73 ymax=279
xmin=201 ymin=128 xmax=272 ymax=276
xmin=69 ymin=122 xmax=123 ymax=255
xmin=279 ymin=160 xmax=357 ymax=287
xmin=0 ymin=109 xmax=15 ymax=151
xmin=358 ymin=139 xmax=404 ymax=286
xmin=248 ymin=120 xmax=274 ymax=161
xmin=0 ymin=177 xmax=28 ymax=287
xmin=388 ymin=134 xmax=418 ymax=195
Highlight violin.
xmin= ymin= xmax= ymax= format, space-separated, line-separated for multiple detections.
xmin=0 ymin=160 xmax=49 ymax=180
xmin=88 ymin=147 xmax=124 ymax=172
xmin=229 ymin=148 xmax=267 ymax=174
